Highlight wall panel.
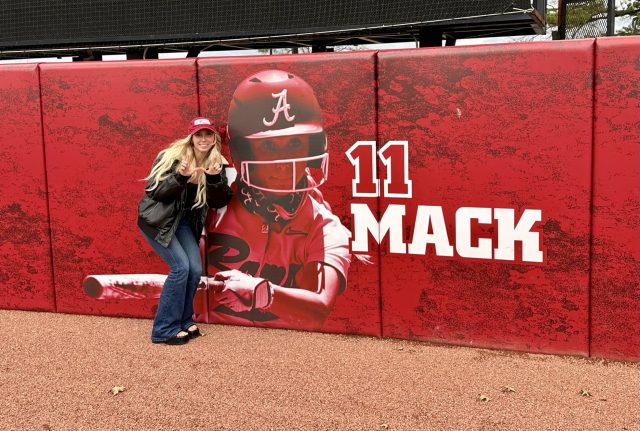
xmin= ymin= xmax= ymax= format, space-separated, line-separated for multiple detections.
xmin=591 ymin=36 xmax=640 ymax=361
xmin=0 ymin=64 xmax=55 ymax=311
xmin=40 ymin=60 xmax=199 ymax=318
xmin=378 ymin=40 xmax=594 ymax=355
xmin=198 ymin=53 xmax=381 ymax=335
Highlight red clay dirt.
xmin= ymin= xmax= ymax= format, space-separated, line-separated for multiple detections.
xmin=1 ymin=309 xmax=638 ymax=430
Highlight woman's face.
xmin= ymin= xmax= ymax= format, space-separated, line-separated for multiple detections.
xmin=248 ymin=134 xmax=310 ymax=192
xmin=192 ymin=129 xmax=216 ymax=156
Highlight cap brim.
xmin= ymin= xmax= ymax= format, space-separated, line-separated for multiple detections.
xmin=190 ymin=125 xmax=215 ymax=135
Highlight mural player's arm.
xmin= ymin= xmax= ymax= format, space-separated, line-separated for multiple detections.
xmin=211 ymin=261 xmax=344 ymax=327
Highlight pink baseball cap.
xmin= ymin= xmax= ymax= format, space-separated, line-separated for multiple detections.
xmin=188 ymin=117 xmax=215 ymax=135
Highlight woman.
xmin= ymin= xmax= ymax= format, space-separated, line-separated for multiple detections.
xmin=138 ymin=117 xmax=232 ymax=345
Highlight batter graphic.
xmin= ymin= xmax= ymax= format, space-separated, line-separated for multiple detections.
xmin=207 ymin=69 xmax=351 ymax=330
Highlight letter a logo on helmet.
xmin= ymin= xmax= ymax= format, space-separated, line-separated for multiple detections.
xmin=263 ymin=89 xmax=295 ymax=127
xmin=227 ymin=69 xmax=328 ymax=193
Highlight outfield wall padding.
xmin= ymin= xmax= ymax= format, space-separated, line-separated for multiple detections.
xmin=0 ymin=64 xmax=55 ymax=311
xmin=0 ymin=37 xmax=637 ymax=360
xmin=377 ymin=40 xmax=594 ymax=355
xmin=39 ymin=60 xmax=200 ymax=318
xmin=591 ymin=37 xmax=640 ymax=361
xmin=197 ymin=53 xmax=381 ymax=336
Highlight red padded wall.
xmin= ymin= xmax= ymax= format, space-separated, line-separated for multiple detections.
xmin=377 ymin=40 xmax=594 ymax=355
xmin=591 ymin=36 xmax=640 ymax=361
xmin=0 ymin=65 xmax=55 ymax=311
xmin=197 ymin=53 xmax=381 ymax=335
xmin=40 ymin=60 xmax=199 ymax=318
xmin=2 ymin=40 xmax=635 ymax=360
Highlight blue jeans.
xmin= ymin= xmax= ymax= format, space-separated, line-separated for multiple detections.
xmin=141 ymin=216 xmax=202 ymax=342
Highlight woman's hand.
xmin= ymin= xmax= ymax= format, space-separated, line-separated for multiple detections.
xmin=205 ymin=162 xmax=223 ymax=176
xmin=178 ymin=159 xmax=222 ymax=177
xmin=178 ymin=159 xmax=198 ymax=177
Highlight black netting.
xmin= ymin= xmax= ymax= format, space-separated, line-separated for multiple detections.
xmin=1 ymin=0 xmax=533 ymax=49
xmin=559 ymin=0 xmax=614 ymax=38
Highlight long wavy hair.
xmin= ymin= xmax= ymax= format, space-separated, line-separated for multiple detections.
xmin=145 ymin=132 xmax=224 ymax=209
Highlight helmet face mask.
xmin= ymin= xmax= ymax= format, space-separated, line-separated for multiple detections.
xmin=240 ymin=152 xmax=329 ymax=193
xmin=228 ymin=70 xmax=329 ymax=193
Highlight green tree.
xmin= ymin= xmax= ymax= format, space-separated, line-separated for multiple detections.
xmin=617 ymin=0 xmax=640 ymax=34
xmin=548 ymin=0 xmax=640 ymax=37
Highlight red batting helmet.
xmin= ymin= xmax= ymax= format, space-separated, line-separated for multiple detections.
xmin=227 ymin=69 xmax=328 ymax=193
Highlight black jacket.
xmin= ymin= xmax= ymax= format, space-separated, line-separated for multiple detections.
xmin=137 ymin=159 xmax=232 ymax=247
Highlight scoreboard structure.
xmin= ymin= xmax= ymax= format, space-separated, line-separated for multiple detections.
xmin=0 ymin=0 xmax=546 ymax=60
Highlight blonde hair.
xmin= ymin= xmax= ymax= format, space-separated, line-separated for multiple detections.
xmin=145 ymin=132 xmax=223 ymax=209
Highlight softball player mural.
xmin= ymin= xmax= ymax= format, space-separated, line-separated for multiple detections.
xmin=206 ymin=69 xmax=351 ymax=329
xmin=83 ymin=69 xmax=352 ymax=331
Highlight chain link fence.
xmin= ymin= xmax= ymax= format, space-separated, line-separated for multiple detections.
xmin=557 ymin=0 xmax=615 ymax=38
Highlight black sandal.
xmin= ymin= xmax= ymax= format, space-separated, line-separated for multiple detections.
xmin=186 ymin=325 xmax=201 ymax=338
xmin=153 ymin=331 xmax=190 ymax=345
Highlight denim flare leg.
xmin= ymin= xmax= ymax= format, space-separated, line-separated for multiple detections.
xmin=141 ymin=216 xmax=202 ymax=342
